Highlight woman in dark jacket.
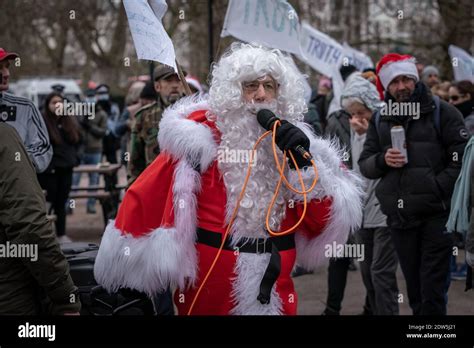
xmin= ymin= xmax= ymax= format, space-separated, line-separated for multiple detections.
xmin=449 ymin=80 xmax=474 ymax=134
xmin=37 ymin=92 xmax=81 ymax=241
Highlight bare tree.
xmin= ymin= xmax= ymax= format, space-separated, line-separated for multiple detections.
xmin=68 ymin=0 xmax=129 ymax=90
xmin=1 ymin=0 xmax=470 ymax=93
xmin=437 ymin=0 xmax=473 ymax=79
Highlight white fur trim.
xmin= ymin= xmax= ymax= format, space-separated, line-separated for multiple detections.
xmin=94 ymin=159 xmax=202 ymax=297
xmin=378 ymin=58 xmax=418 ymax=90
xmin=288 ymin=122 xmax=365 ymax=270
xmin=172 ymin=160 xmax=201 ymax=288
xmin=230 ymin=252 xmax=283 ymax=315
xmin=158 ymin=95 xmax=217 ymax=172
xmin=94 ymin=222 xmax=196 ymax=297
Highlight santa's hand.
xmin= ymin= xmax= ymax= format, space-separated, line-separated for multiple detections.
xmin=275 ymin=120 xmax=312 ymax=169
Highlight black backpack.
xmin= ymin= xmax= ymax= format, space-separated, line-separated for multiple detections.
xmin=61 ymin=242 xmax=155 ymax=315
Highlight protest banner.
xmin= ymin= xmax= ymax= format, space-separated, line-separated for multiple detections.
xmin=123 ymin=0 xmax=177 ymax=72
xmin=298 ymin=21 xmax=344 ymax=77
xmin=342 ymin=43 xmax=374 ymax=72
xmin=448 ymin=45 xmax=473 ymax=82
xmin=221 ymin=0 xmax=301 ymax=55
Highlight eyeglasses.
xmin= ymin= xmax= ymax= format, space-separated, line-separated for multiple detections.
xmin=449 ymin=94 xmax=463 ymax=102
xmin=242 ymin=79 xmax=277 ymax=93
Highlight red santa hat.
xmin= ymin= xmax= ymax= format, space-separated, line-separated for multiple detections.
xmin=376 ymin=53 xmax=419 ymax=100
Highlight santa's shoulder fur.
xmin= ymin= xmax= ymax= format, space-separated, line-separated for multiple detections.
xmin=158 ymin=95 xmax=218 ymax=173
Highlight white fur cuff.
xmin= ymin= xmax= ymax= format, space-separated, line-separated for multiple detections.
xmin=94 ymin=221 xmax=197 ymax=297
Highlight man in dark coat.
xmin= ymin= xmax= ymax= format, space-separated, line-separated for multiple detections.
xmin=359 ymin=53 xmax=469 ymax=315
xmin=0 ymin=123 xmax=81 ymax=315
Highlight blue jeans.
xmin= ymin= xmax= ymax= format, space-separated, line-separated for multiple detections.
xmin=73 ymin=152 xmax=102 ymax=209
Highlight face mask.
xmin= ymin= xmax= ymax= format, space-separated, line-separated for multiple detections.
xmin=96 ymin=93 xmax=110 ymax=101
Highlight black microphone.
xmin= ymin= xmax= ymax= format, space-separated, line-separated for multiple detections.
xmin=256 ymin=109 xmax=279 ymax=131
xmin=257 ymin=109 xmax=313 ymax=161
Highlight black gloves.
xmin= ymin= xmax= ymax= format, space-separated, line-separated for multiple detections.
xmin=274 ymin=120 xmax=312 ymax=169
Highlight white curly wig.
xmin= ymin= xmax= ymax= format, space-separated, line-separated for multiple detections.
xmin=208 ymin=42 xmax=307 ymax=123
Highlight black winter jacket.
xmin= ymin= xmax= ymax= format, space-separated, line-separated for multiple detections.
xmin=49 ymin=126 xmax=80 ymax=170
xmin=325 ymin=109 xmax=352 ymax=169
xmin=358 ymin=82 xmax=469 ymax=228
xmin=303 ymin=102 xmax=323 ymax=135
xmin=0 ymin=123 xmax=80 ymax=314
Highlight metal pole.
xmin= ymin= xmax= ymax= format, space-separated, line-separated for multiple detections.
xmin=149 ymin=61 xmax=155 ymax=81
xmin=208 ymin=0 xmax=214 ymax=67
xmin=176 ymin=59 xmax=192 ymax=96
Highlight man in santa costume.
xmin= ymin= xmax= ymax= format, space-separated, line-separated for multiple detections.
xmin=94 ymin=43 xmax=363 ymax=315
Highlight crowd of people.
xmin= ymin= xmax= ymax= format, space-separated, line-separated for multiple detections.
xmin=0 ymin=43 xmax=472 ymax=316
xmin=303 ymin=56 xmax=473 ymax=316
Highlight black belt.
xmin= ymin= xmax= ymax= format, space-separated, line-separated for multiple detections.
xmin=196 ymin=227 xmax=295 ymax=305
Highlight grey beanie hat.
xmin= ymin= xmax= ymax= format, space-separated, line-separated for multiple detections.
xmin=422 ymin=65 xmax=439 ymax=78
xmin=340 ymin=73 xmax=384 ymax=112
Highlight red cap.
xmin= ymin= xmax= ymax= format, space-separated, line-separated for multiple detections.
xmin=0 ymin=48 xmax=19 ymax=62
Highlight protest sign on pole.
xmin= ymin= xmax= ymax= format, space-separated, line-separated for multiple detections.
xmin=221 ymin=3 xmax=375 ymax=114
xmin=298 ymin=21 xmax=345 ymax=77
xmin=221 ymin=0 xmax=302 ymax=55
xmin=123 ymin=0 xmax=177 ymax=72
xmin=298 ymin=21 xmax=346 ymax=115
xmin=448 ymin=45 xmax=473 ymax=82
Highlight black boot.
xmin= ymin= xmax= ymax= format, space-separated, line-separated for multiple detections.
xmin=321 ymin=307 xmax=340 ymax=315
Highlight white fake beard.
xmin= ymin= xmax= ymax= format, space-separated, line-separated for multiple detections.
xmin=215 ymin=101 xmax=288 ymax=243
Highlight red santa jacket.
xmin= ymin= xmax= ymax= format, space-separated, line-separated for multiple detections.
xmin=94 ymin=97 xmax=364 ymax=314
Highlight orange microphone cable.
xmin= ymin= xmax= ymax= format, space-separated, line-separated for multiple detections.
xmin=186 ymin=124 xmax=318 ymax=315
xmin=265 ymin=120 xmax=319 ymax=236
xmin=186 ymin=130 xmax=271 ymax=315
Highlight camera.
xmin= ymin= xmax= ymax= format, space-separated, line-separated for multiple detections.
xmin=0 ymin=105 xmax=17 ymax=122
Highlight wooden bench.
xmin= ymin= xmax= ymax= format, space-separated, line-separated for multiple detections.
xmin=46 ymin=214 xmax=57 ymax=223
xmin=71 ymin=164 xmax=123 ymax=227
xmin=69 ymin=185 xmax=109 ymax=194
xmin=69 ymin=191 xmax=114 ymax=226
xmin=71 ymin=184 xmax=127 ymax=192
xmin=115 ymin=183 xmax=127 ymax=191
